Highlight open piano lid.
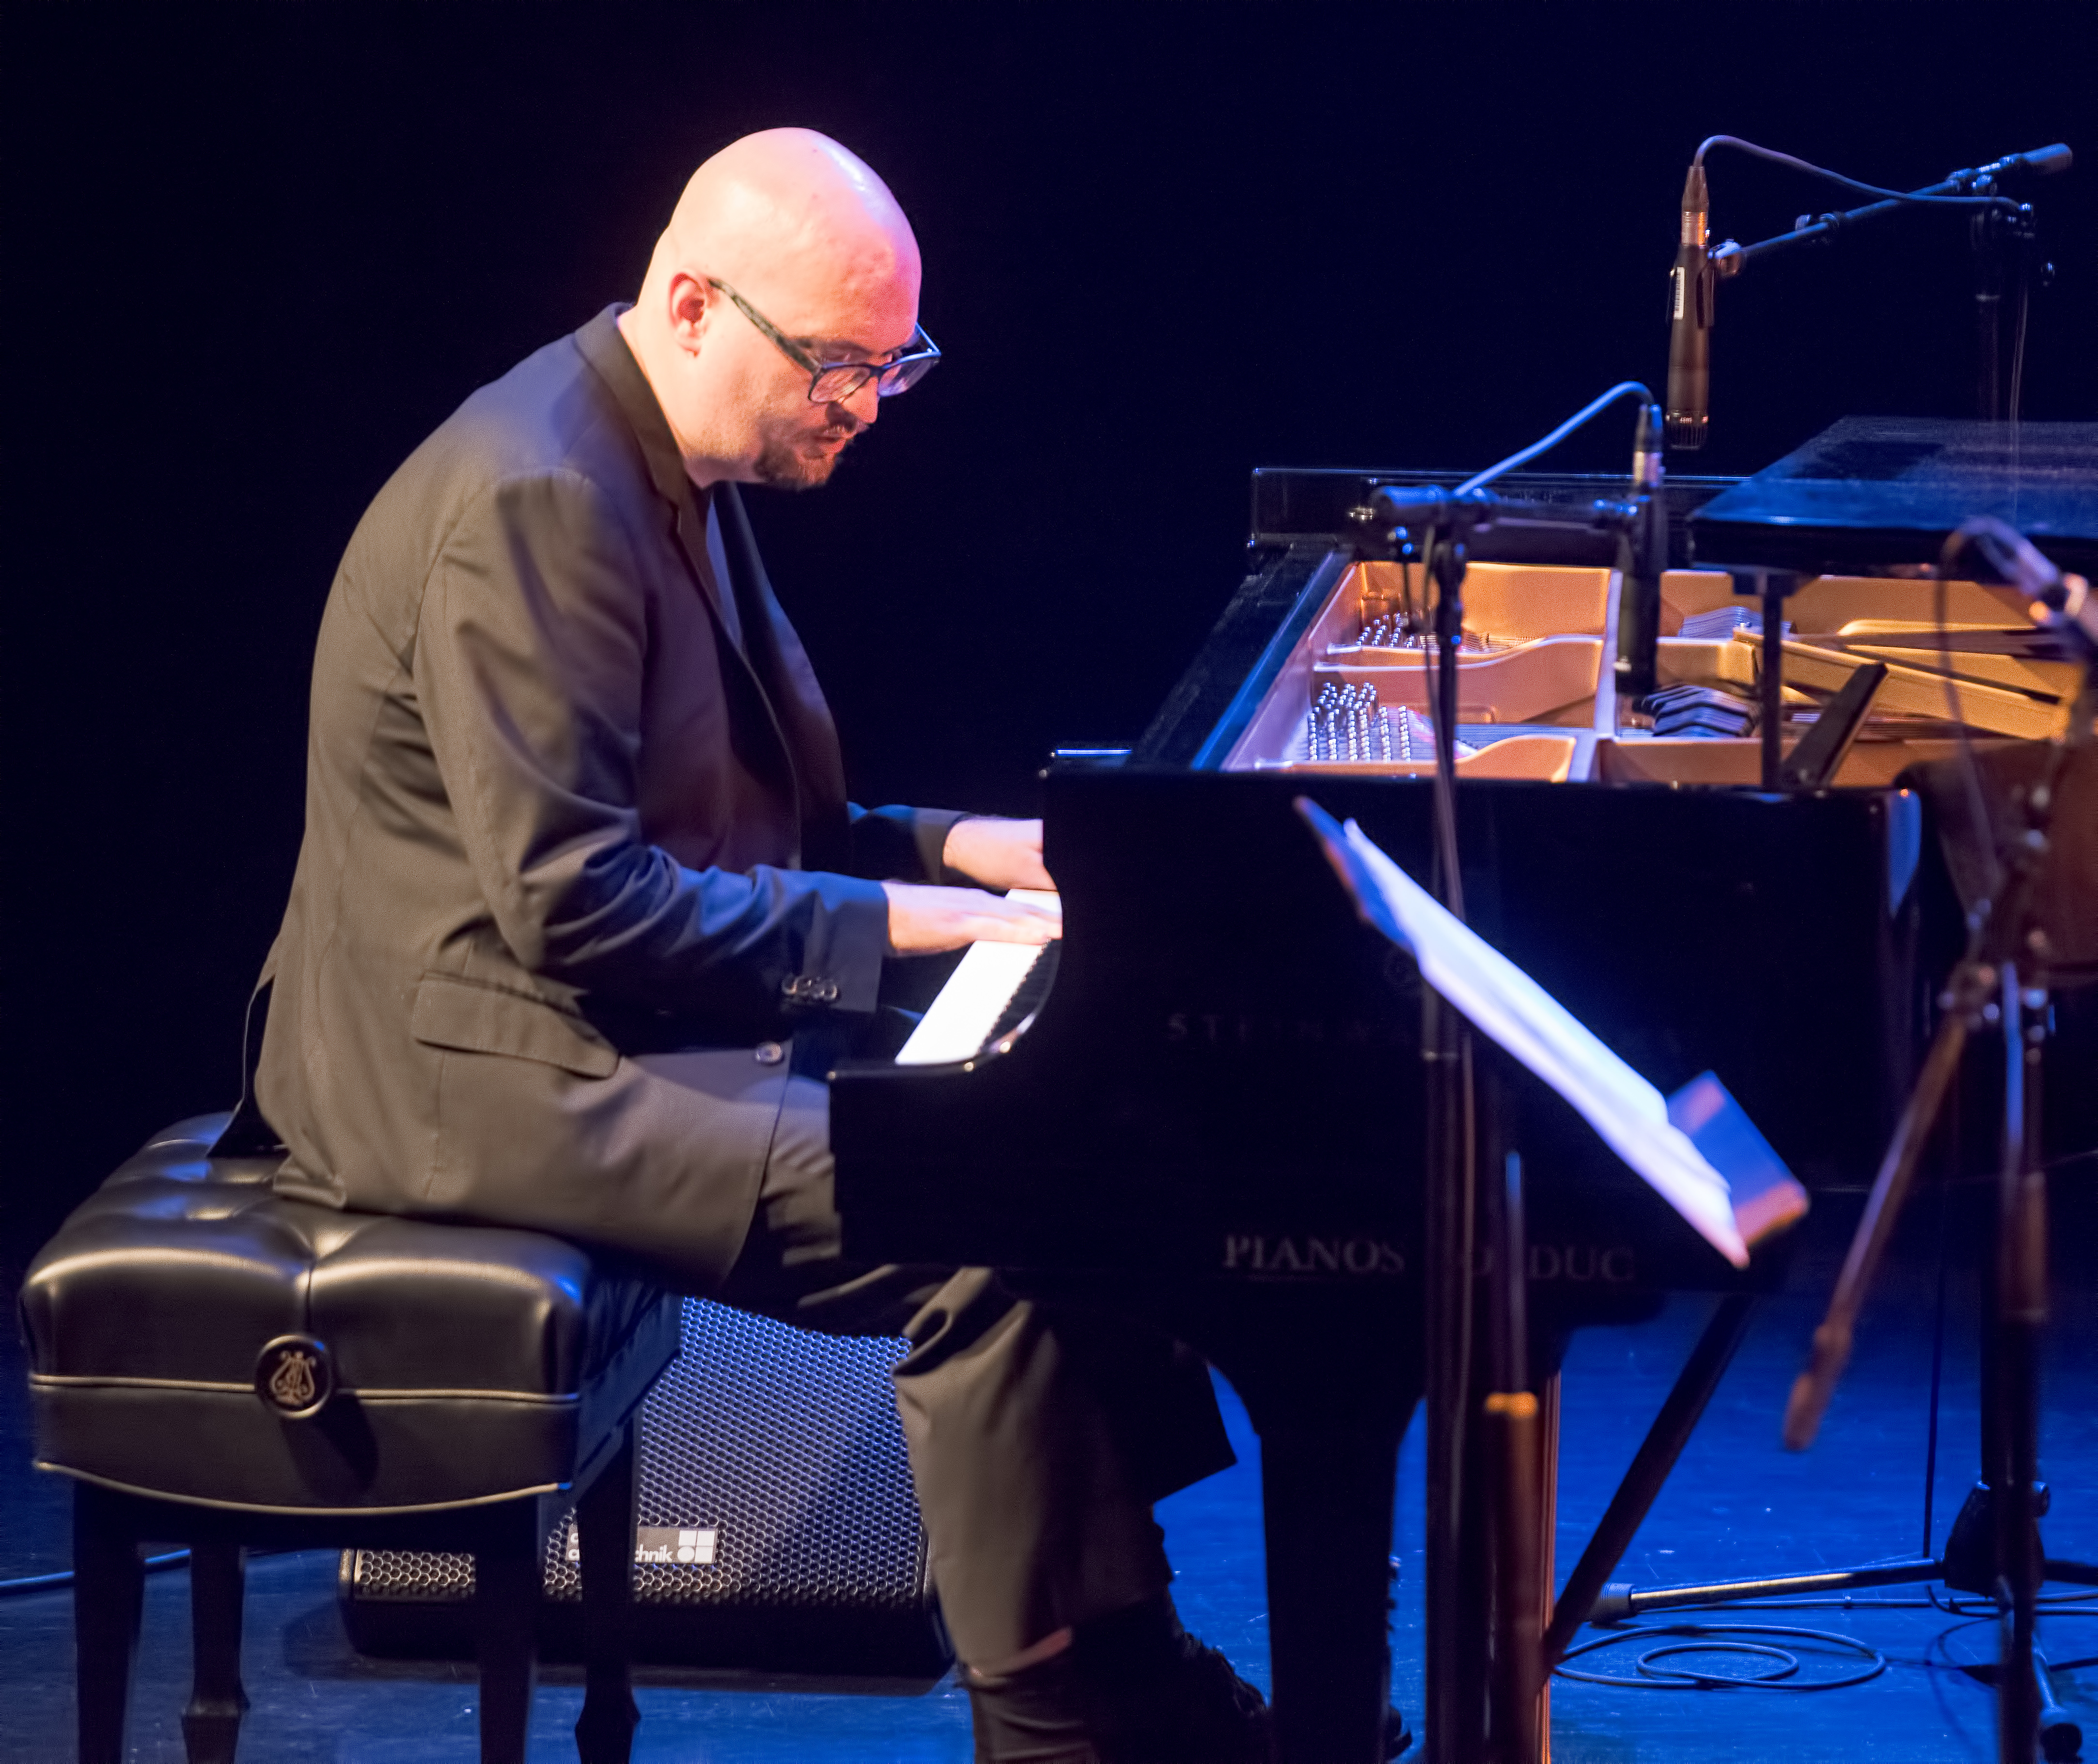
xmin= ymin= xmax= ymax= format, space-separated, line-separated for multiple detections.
xmin=1689 ymin=417 xmax=2098 ymax=576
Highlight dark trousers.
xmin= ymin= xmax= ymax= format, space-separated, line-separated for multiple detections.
xmin=713 ymin=1073 xmax=1236 ymax=1665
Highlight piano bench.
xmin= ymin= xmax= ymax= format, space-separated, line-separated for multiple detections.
xmin=18 ymin=1113 xmax=680 ymax=1764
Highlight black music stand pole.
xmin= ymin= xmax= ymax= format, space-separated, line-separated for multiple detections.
xmin=1358 ymin=468 xmax=1655 ymax=1764
xmin=1482 ymin=1142 xmax=1542 ymax=1764
xmin=1421 ymin=527 xmax=1485 ymax=1764
xmin=1420 ymin=533 xmax=1548 ymax=1764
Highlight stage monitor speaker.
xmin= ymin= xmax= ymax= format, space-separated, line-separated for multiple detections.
xmin=339 ymin=1297 xmax=952 ymax=1680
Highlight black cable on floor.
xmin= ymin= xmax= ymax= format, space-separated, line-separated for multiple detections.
xmin=1923 ymin=1612 xmax=2098 ymax=1678
xmin=1555 ymin=1622 xmax=1887 ymax=1691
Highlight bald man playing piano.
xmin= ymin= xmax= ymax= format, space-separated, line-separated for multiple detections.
xmin=247 ymin=130 xmax=1276 ymax=1760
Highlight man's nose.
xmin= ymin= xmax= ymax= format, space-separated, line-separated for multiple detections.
xmin=840 ymin=375 xmax=883 ymax=426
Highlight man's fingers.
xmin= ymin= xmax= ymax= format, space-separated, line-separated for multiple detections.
xmin=961 ymin=904 xmax=1062 ymax=945
xmin=942 ymin=816 xmax=1055 ymax=893
xmin=881 ymin=882 xmax=1063 ymax=953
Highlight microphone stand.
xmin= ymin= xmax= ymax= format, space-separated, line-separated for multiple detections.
xmin=1357 ymin=463 xmax=1664 ymax=1764
xmin=1560 ymin=563 xmax=2098 ymax=1764
xmin=1692 ymin=145 xmax=2068 ymax=423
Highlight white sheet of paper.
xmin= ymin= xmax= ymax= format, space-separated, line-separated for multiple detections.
xmin=894 ymin=890 xmax=1060 ymax=1067
xmin=1339 ymin=821 xmax=1750 ymax=1267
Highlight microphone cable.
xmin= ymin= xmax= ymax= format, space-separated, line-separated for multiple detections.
xmin=1691 ymin=136 xmax=2018 ymax=211
xmin=1455 ymin=381 xmax=1657 ymax=496
xmin=0 ymin=1549 xmax=193 ymax=1597
xmin=0 ymin=1545 xmax=301 ymax=1597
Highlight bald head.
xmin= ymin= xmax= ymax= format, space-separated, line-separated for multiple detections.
xmin=648 ymin=130 xmax=919 ymax=326
xmin=618 ymin=130 xmax=924 ymax=489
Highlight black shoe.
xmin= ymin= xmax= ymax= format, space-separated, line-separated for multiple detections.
xmin=965 ymin=1644 xmax=1101 ymax=1764
xmin=967 ymin=1596 xmax=1272 ymax=1764
xmin=1080 ymin=1621 xmax=1273 ymax=1764
xmin=1385 ymin=1705 xmax=1414 ymax=1758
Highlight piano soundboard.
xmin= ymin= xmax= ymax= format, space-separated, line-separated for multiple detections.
xmin=1216 ymin=555 xmax=2073 ymax=788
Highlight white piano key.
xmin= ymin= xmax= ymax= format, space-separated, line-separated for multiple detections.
xmin=894 ymin=889 xmax=1059 ymax=1066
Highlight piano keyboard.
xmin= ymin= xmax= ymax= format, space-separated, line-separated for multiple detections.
xmin=894 ymin=889 xmax=1061 ymax=1066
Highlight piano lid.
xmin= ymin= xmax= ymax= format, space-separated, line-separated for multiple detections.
xmin=1689 ymin=417 xmax=2098 ymax=576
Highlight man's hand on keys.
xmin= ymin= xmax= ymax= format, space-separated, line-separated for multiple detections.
xmin=882 ymin=883 xmax=1062 ymax=955
xmin=941 ymin=817 xmax=1053 ymax=892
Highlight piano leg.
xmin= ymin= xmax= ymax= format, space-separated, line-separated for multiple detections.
xmin=1259 ymin=1413 xmax=1410 ymax=1764
xmin=1192 ymin=1290 xmax=1422 ymax=1764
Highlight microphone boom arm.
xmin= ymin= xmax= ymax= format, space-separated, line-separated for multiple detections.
xmin=1714 ymin=143 xmax=2070 ymax=276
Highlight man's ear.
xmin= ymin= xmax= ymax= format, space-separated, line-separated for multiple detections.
xmin=665 ymin=271 xmax=715 ymax=355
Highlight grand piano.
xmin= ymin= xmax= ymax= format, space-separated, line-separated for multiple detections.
xmin=830 ymin=444 xmax=2087 ymax=1763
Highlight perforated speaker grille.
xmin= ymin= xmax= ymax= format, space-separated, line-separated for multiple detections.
xmin=344 ymin=1299 xmax=942 ymax=1668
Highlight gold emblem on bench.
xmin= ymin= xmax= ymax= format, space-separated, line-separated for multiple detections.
xmin=253 ymin=1334 xmax=335 ymax=1419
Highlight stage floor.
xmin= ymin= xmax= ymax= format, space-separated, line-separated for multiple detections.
xmin=3 ymin=1181 xmax=2092 ymax=1762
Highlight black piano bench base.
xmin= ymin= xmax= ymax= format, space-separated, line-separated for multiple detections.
xmin=180 ymin=1539 xmax=248 ymax=1764
xmin=572 ymin=1424 xmax=642 ymax=1764
xmin=72 ymin=1486 xmax=146 ymax=1764
xmin=67 ymin=1414 xmax=641 ymax=1764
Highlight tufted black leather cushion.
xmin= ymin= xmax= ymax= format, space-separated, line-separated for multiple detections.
xmin=21 ymin=1115 xmax=678 ymax=1514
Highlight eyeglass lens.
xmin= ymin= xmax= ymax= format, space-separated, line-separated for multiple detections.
xmin=810 ymin=351 xmax=938 ymax=404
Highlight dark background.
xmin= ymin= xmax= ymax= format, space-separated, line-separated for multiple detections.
xmin=4 ymin=0 xmax=2094 ymax=1255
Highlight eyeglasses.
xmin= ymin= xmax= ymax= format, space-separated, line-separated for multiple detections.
xmin=706 ymin=278 xmax=940 ymax=405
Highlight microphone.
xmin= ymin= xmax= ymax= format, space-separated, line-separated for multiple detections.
xmin=1614 ymin=401 xmax=1667 ymax=697
xmin=1992 ymin=531 xmax=2097 ymax=660
xmin=1972 ymin=142 xmax=2073 ymax=182
xmin=1366 ymin=484 xmax=1472 ymax=529
xmin=2036 ymin=570 xmax=2098 ymax=660
xmin=1631 ymin=396 xmax=1664 ymax=493
xmin=1947 ymin=516 xmax=2097 ymax=661
xmin=1665 ymin=163 xmax=1714 ymax=451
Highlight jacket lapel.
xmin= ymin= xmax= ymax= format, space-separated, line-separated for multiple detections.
xmin=574 ymin=307 xmax=848 ymax=871
xmin=712 ymin=485 xmax=854 ymax=874
xmin=575 ymin=308 xmax=744 ymax=641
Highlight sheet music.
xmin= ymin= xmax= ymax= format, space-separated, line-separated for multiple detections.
xmin=1309 ymin=810 xmax=1752 ymax=1267
xmin=894 ymin=890 xmax=1060 ymax=1066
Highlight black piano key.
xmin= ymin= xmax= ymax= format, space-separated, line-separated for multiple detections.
xmin=985 ymin=939 xmax=1061 ymax=1047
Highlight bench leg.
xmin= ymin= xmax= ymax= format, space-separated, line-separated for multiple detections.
xmin=574 ymin=1418 xmax=641 ymax=1764
xmin=73 ymin=1483 xmax=143 ymax=1764
xmin=473 ymin=1501 xmax=542 ymax=1764
xmin=182 ymin=1540 xmax=248 ymax=1764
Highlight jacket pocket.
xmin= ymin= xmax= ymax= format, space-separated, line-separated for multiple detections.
xmin=409 ymin=973 xmax=619 ymax=1078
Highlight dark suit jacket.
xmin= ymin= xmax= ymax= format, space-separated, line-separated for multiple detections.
xmin=255 ymin=305 xmax=960 ymax=1288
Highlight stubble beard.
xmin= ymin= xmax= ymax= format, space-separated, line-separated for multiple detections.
xmin=753 ymin=412 xmax=861 ymax=490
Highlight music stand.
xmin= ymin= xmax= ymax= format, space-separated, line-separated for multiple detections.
xmin=1295 ymin=800 xmax=1807 ymax=1762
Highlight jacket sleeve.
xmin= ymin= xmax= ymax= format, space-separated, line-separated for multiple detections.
xmin=416 ymin=468 xmax=891 ymax=1021
xmin=845 ymin=803 xmax=970 ymax=884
